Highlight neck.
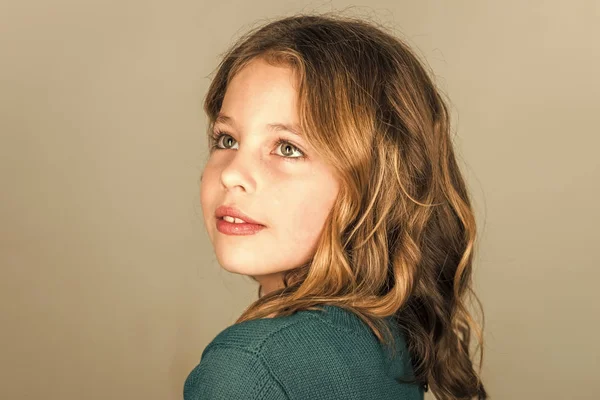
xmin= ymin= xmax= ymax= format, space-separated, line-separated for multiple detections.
xmin=256 ymin=272 xmax=286 ymax=297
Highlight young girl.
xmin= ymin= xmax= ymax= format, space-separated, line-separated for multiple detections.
xmin=185 ymin=12 xmax=487 ymax=400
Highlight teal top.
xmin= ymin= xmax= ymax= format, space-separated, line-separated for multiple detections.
xmin=183 ymin=304 xmax=425 ymax=400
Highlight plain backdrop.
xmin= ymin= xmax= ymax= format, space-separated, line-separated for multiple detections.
xmin=1 ymin=1 xmax=598 ymax=399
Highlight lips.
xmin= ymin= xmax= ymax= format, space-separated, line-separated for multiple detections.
xmin=215 ymin=205 xmax=264 ymax=226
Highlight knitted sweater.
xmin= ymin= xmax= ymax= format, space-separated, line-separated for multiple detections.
xmin=183 ymin=304 xmax=425 ymax=400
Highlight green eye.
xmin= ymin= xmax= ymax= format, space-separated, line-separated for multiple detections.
xmin=209 ymin=131 xmax=306 ymax=162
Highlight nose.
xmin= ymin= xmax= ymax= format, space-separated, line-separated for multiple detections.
xmin=219 ymin=149 xmax=258 ymax=193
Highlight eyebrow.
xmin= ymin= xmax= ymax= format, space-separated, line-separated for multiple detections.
xmin=214 ymin=113 xmax=303 ymax=136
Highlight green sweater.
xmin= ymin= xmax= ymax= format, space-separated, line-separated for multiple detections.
xmin=183 ymin=304 xmax=425 ymax=399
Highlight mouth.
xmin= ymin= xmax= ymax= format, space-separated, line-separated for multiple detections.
xmin=214 ymin=205 xmax=265 ymax=226
xmin=216 ymin=216 xmax=266 ymax=235
xmin=217 ymin=216 xmax=265 ymax=226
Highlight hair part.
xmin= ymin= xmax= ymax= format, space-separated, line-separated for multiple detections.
xmin=203 ymin=11 xmax=487 ymax=399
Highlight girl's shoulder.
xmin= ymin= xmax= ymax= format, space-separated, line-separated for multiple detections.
xmin=185 ymin=305 xmax=423 ymax=400
xmin=201 ymin=304 xmax=409 ymax=370
xmin=203 ymin=305 xmax=374 ymax=352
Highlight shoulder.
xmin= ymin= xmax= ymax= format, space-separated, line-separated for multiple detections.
xmin=202 ymin=305 xmax=381 ymax=361
xmin=183 ymin=312 xmax=305 ymax=399
xmin=184 ymin=305 xmax=399 ymax=399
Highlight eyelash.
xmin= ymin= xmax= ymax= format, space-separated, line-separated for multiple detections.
xmin=209 ymin=130 xmax=306 ymax=162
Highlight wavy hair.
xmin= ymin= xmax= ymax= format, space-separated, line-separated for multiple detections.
xmin=201 ymin=12 xmax=487 ymax=400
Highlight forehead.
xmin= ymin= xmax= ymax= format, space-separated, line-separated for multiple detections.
xmin=215 ymin=112 xmax=302 ymax=137
xmin=219 ymin=59 xmax=300 ymax=124
xmin=229 ymin=57 xmax=299 ymax=91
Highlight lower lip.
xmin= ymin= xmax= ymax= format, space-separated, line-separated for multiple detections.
xmin=216 ymin=218 xmax=266 ymax=235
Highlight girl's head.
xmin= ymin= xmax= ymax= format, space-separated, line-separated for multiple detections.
xmin=200 ymin=57 xmax=340 ymax=297
xmin=200 ymin=12 xmax=486 ymax=400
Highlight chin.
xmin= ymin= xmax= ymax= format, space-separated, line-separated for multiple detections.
xmin=216 ymin=255 xmax=262 ymax=276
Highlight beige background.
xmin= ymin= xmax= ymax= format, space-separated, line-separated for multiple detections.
xmin=1 ymin=1 xmax=598 ymax=399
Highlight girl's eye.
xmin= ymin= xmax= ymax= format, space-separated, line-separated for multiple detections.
xmin=209 ymin=131 xmax=306 ymax=161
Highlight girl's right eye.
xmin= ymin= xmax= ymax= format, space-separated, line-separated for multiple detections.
xmin=210 ymin=130 xmax=235 ymax=150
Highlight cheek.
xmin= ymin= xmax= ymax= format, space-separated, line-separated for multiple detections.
xmin=278 ymin=195 xmax=332 ymax=242
xmin=200 ymin=168 xmax=218 ymax=215
xmin=276 ymin=172 xmax=338 ymax=235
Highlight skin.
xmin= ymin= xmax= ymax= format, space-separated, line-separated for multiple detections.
xmin=200 ymin=57 xmax=340 ymax=298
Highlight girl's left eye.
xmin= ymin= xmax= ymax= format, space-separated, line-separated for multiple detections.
xmin=209 ymin=130 xmax=306 ymax=161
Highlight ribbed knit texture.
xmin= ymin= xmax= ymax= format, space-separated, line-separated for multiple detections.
xmin=183 ymin=305 xmax=424 ymax=399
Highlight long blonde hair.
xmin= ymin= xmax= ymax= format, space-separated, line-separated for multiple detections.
xmin=202 ymin=12 xmax=487 ymax=399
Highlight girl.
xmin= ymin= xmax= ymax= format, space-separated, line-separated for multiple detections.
xmin=185 ymin=12 xmax=487 ymax=400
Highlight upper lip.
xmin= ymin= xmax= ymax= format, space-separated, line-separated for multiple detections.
xmin=215 ymin=205 xmax=264 ymax=225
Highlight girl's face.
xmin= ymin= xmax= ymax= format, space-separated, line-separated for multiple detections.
xmin=200 ymin=57 xmax=339 ymax=296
